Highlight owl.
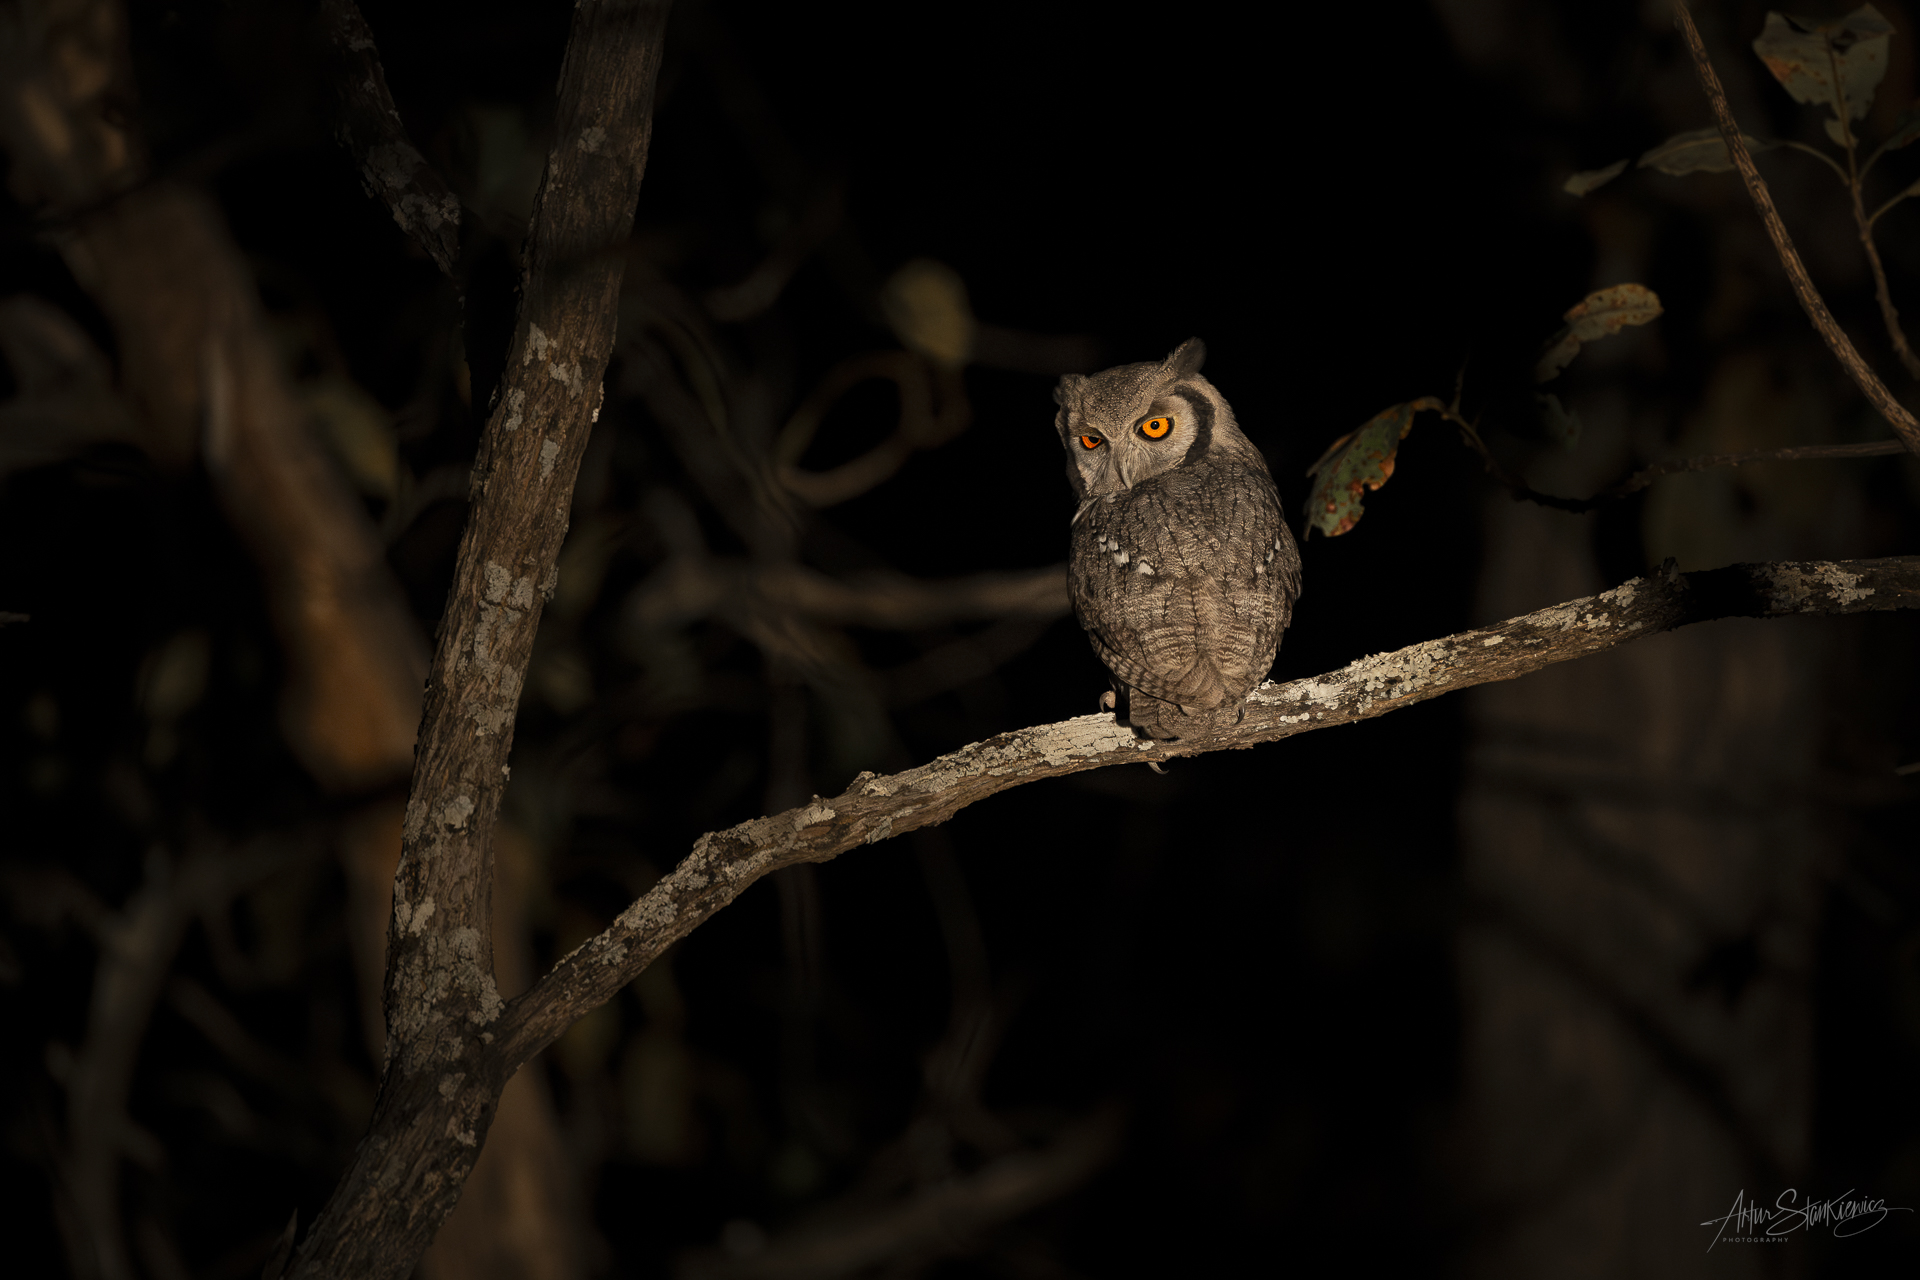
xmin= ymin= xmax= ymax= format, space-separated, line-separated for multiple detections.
xmin=1054 ymin=338 xmax=1301 ymax=741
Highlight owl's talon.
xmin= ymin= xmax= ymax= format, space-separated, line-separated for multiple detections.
xmin=1146 ymin=760 xmax=1168 ymax=775
xmin=1099 ymin=690 xmax=1116 ymax=712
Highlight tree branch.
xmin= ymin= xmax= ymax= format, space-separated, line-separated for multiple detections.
xmin=318 ymin=0 xmax=462 ymax=279
xmin=676 ymin=1106 xmax=1124 ymax=1279
xmin=622 ymin=560 xmax=1068 ymax=634
xmin=492 ymin=554 xmax=1920 ymax=1071
xmin=1422 ymin=395 xmax=1909 ymax=517
xmin=1672 ymin=0 xmax=1920 ymax=455
xmin=284 ymin=3 xmax=671 ymax=1276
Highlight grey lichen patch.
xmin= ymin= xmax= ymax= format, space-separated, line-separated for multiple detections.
xmin=437 ymin=1073 xmax=465 ymax=1100
xmin=464 ymin=598 xmax=529 ymax=734
xmin=1332 ymin=638 xmax=1461 ymax=712
xmin=540 ymin=438 xmax=560 ymax=479
xmin=484 ymin=562 xmax=512 ymax=604
xmin=391 ymin=920 xmax=506 ymax=1072
xmin=525 ymin=323 xmax=552 ymax=366
xmin=612 ymin=884 xmax=677 ymax=941
xmin=437 ymin=795 xmax=474 ymax=831
xmin=793 ymin=800 xmax=836 ymax=829
xmin=447 ymin=1117 xmax=477 ymax=1148
xmin=1033 ymin=715 xmax=1135 ymax=767
xmin=463 ymin=664 xmax=523 ymax=736
xmin=503 ymin=388 xmax=527 ymax=432
xmin=548 ymin=360 xmax=585 ymax=399
xmin=364 ymin=142 xmax=422 ymax=197
xmin=1524 ymin=579 xmax=1640 ymax=633
xmin=393 ymin=190 xmax=460 ymax=237
xmin=576 ymin=124 xmax=607 ymax=153
xmin=401 ymin=897 xmax=435 ymax=937
xmin=1772 ymin=562 xmax=1874 ymax=608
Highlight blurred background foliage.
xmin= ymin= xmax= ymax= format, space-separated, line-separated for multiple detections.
xmin=0 ymin=1 xmax=1917 ymax=1276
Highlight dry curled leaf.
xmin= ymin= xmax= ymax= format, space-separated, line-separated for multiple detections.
xmin=1564 ymin=160 xmax=1628 ymax=196
xmin=1752 ymin=5 xmax=1893 ymax=121
xmin=1536 ymin=283 xmax=1664 ymax=383
xmin=1303 ymin=397 xmax=1443 ymax=538
xmin=1638 ymin=127 xmax=1780 ymax=176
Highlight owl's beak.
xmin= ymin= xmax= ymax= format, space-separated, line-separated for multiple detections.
xmin=1115 ymin=451 xmax=1138 ymax=490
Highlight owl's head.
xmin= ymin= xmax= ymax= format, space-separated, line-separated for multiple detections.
xmin=1053 ymin=338 xmax=1254 ymax=500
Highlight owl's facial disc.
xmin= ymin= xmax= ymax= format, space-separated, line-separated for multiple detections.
xmin=1112 ymin=402 xmax=1182 ymax=488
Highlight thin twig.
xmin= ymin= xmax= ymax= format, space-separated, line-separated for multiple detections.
xmin=1778 ymin=138 xmax=1849 ymax=182
xmin=1868 ymin=177 xmax=1920 ymax=228
xmin=1431 ymin=372 xmax=1909 ymax=512
xmin=1828 ymin=36 xmax=1920 ymax=380
xmin=1586 ymin=440 xmax=1909 ymax=502
xmin=1673 ymin=0 xmax=1920 ymax=455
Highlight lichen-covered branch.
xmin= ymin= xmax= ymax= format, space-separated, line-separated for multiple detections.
xmin=318 ymin=0 xmax=462 ymax=278
xmin=494 ymin=554 xmax=1920 ymax=1069
xmin=284 ymin=3 xmax=671 ymax=1277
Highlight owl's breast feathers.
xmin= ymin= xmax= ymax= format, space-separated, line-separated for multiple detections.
xmin=1068 ymin=457 xmax=1299 ymax=717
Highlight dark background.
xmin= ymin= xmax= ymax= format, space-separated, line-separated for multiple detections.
xmin=2 ymin=1 xmax=1917 ymax=1276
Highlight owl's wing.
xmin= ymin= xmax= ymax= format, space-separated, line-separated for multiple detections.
xmin=1071 ymin=471 xmax=1289 ymax=712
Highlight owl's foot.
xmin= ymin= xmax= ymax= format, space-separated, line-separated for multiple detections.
xmin=1099 ymin=689 xmax=1117 ymax=712
xmin=1109 ymin=682 xmax=1181 ymax=742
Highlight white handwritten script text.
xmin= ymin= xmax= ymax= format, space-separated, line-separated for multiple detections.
xmin=1700 ymin=1188 xmax=1913 ymax=1251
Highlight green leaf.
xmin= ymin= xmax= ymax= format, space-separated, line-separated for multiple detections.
xmin=1537 ymin=393 xmax=1583 ymax=451
xmin=1564 ymin=160 xmax=1628 ymax=197
xmin=1879 ymin=101 xmax=1920 ymax=153
xmin=1536 ymin=283 xmax=1664 ymax=384
xmin=1638 ymin=127 xmax=1780 ymax=176
xmin=1303 ymin=397 xmax=1444 ymax=539
xmin=1826 ymin=116 xmax=1853 ymax=147
xmin=1752 ymin=5 xmax=1893 ymax=121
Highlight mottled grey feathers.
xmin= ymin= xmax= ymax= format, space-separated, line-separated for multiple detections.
xmin=1056 ymin=338 xmax=1301 ymax=740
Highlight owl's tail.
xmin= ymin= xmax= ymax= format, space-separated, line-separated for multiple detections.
xmin=1110 ymin=679 xmax=1223 ymax=743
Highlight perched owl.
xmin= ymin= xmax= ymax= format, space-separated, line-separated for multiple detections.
xmin=1054 ymin=338 xmax=1302 ymax=741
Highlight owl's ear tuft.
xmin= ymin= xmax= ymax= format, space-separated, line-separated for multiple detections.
xmin=1052 ymin=374 xmax=1085 ymax=407
xmin=1164 ymin=338 xmax=1206 ymax=377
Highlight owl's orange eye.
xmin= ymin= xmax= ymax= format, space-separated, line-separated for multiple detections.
xmin=1139 ymin=415 xmax=1174 ymax=439
xmin=1079 ymin=434 xmax=1103 ymax=450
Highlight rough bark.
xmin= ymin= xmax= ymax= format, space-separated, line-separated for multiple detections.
xmin=285 ymin=2 xmax=671 ymax=1275
xmin=318 ymin=0 xmax=462 ymax=278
